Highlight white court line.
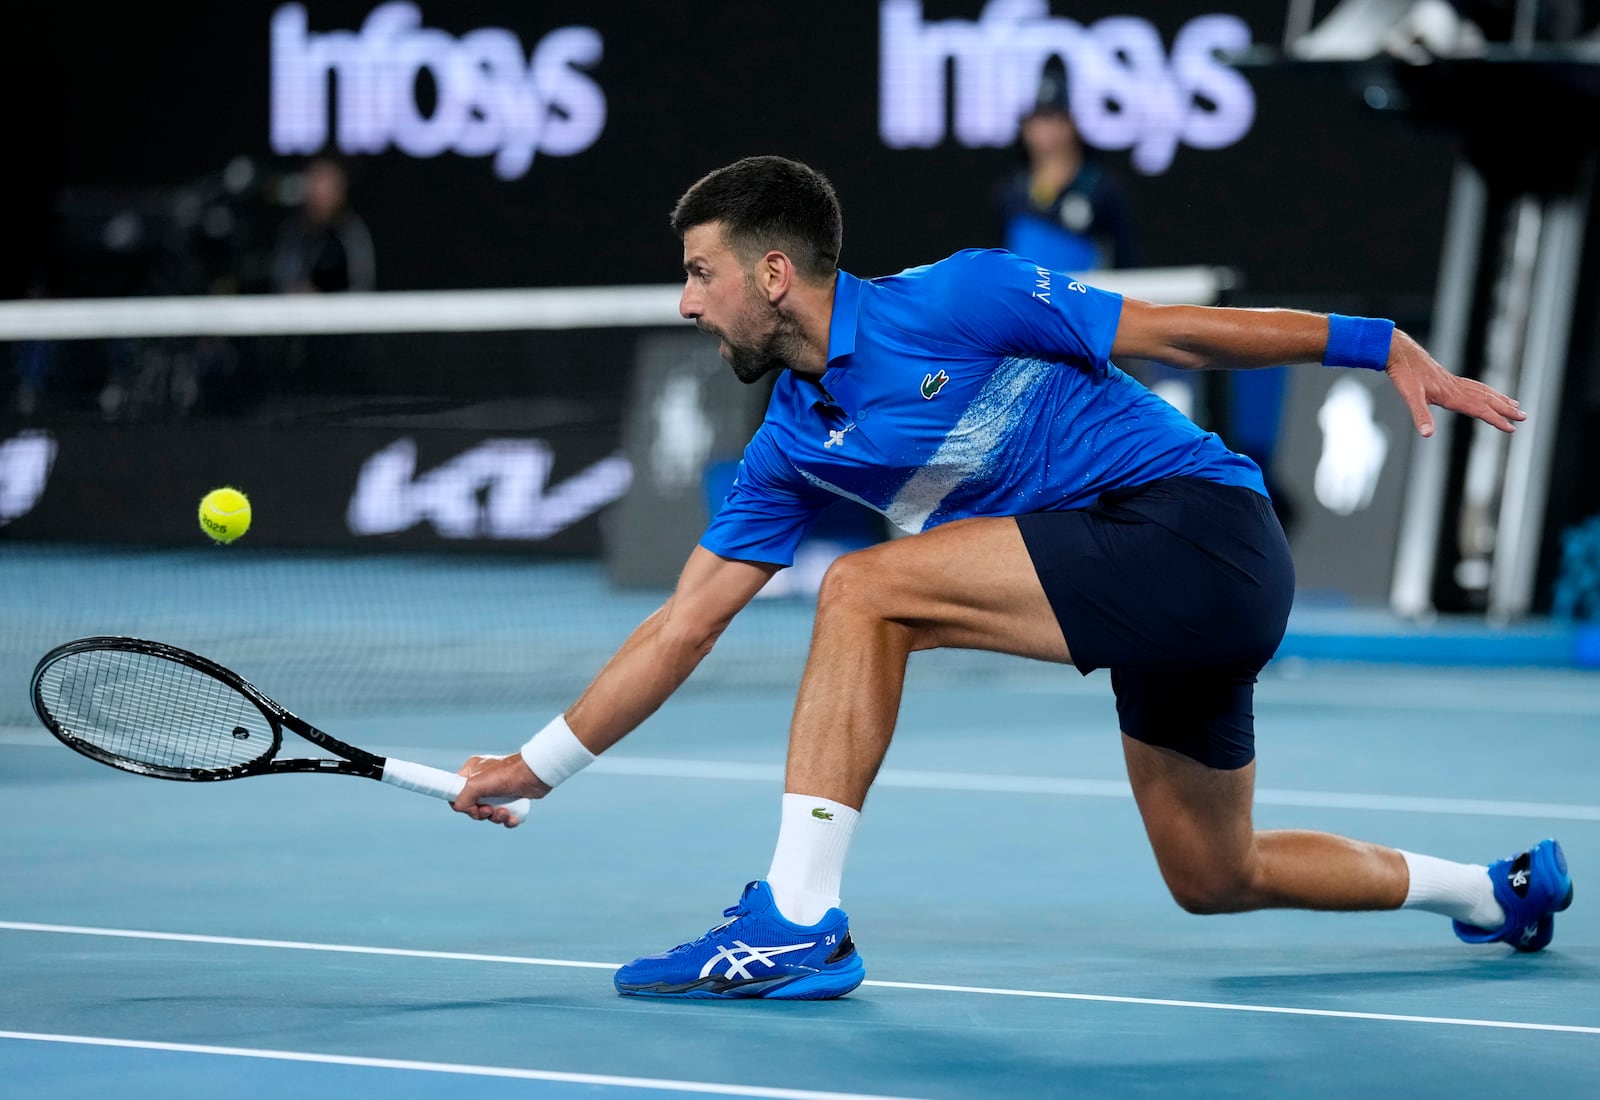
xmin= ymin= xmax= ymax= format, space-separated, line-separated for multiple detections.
xmin=0 ymin=1031 xmax=925 ymax=1100
xmin=3 ymin=922 xmax=1596 ymax=1037
xmin=862 ymin=981 xmax=1600 ymax=1035
xmin=995 ymin=672 xmax=1600 ymax=716
xmin=0 ymin=921 xmax=615 ymax=971
xmin=590 ymin=758 xmax=1600 ymax=822
xmin=6 ymin=730 xmax=1599 ymax=821
xmin=1253 ymin=683 xmax=1600 ymax=717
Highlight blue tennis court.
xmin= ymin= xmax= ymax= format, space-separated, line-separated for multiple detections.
xmin=2 ymin=547 xmax=1597 ymax=1097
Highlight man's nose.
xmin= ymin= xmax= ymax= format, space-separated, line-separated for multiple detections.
xmin=679 ymin=283 xmax=700 ymax=320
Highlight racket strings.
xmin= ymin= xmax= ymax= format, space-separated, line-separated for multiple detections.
xmin=38 ymin=650 xmax=274 ymax=773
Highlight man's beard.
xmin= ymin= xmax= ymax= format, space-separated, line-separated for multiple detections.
xmin=724 ymin=331 xmax=787 ymax=384
xmin=705 ymin=308 xmax=804 ymax=386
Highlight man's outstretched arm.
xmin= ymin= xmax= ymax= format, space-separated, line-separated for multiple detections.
xmin=1110 ymin=299 xmax=1527 ymax=438
xmin=451 ymin=546 xmax=781 ymax=825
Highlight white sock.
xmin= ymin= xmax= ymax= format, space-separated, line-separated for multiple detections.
xmin=1399 ymin=850 xmax=1505 ymax=930
xmin=765 ymin=793 xmax=860 ymax=926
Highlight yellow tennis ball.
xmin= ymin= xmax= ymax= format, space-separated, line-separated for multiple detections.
xmin=198 ymin=487 xmax=252 ymax=544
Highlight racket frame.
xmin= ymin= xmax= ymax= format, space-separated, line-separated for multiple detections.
xmin=31 ymin=636 xmax=386 ymax=783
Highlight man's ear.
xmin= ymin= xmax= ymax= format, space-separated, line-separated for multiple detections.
xmin=757 ymin=250 xmax=795 ymax=303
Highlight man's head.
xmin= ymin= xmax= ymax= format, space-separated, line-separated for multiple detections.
xmin=672 ymin=156 xmax=843 ymax=383
xmin=303 ymin=157 xmax=350 ymax=225
xmin=672 ymin=156 xmax=842 ymax=279
xmin=1020 ymin=58 xmax=1081 ymax=161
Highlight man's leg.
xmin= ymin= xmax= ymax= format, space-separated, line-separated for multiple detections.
xmin=1120 ymin=734 xmax=1572 ymax=950
xmin=783 ymin=516 xmax=1071 ymax=808
xmin=763 ymin=517 xmax=1072 ymax=924
xmin=1120 ymin=734 xmax=1410 ymax=913
xmin=614 ymin=517 xmax=1071 ymax=998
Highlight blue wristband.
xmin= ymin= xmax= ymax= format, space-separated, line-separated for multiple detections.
xmin=1322 ymin=314 xmax=1395 ymax=371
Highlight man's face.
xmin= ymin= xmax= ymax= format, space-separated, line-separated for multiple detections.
xmin=1021 ymin=109 xmax=1078 ymax=160
xmin=304 ymin=160 xmax=346 ymax=224
xmin=679 ymin=222 xmax=789 ymax=385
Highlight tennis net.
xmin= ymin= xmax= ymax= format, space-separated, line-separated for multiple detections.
xmin=1 ymin=270 xmax=1230 ymax=726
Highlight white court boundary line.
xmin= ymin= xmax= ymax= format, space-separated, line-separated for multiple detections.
xmin=2 ymin=921 xmax=1596 ymax=1037
xmin=591 ymin=758 xmax=1600 ymax=822
xmin=0 ymin=1031 xmax=924 ymax=1100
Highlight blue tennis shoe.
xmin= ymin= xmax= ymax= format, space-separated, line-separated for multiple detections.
xmin=615 ymin=880 xmax=865 ymax=999
xmin=1453 ymin=839 xmax=1573 ymax=952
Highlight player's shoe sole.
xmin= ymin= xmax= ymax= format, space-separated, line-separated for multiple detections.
xmin=615 ymin=880 xmax=865 ymax=1000
xmin=1453 ymin=838 xmax=1573 ymax=953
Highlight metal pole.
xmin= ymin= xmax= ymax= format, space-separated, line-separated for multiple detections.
xmin=1390 ymin=161 xmax=1488 ymax=617
xmin=1488 ymin=156 xmax=1596 ymax=619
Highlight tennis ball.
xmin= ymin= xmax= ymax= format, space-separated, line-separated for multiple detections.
xmin=198 ymin=487 xmax=252 ymax=544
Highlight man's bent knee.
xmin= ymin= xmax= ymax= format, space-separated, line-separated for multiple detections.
xmin=1162 ymin=863 xmax=1260 ymax=915
xmin=813 ymin=546 xmax=951 ymax=652
xmin=815 ymin=547 xmax=897 ymax=616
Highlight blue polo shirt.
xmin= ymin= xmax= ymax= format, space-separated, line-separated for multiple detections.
xmin=701 ymin=248 xmax=1266 ymax=566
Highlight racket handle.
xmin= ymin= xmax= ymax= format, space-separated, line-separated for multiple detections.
xmin=380 ymin=758 xmax=534 ymax=822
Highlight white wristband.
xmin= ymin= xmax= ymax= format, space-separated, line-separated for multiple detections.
xmin=519 ymin=714 xmax=596 ymax=790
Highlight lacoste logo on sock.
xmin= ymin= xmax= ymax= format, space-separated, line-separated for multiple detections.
xmin=811 ymin=808 xmax=834 ymax=820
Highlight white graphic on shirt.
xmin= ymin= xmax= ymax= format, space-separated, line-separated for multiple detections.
xmin=797 ymin=357 xmax=1049 ymax=534
xmin=824 ymin=423 xmax=857 ymax=449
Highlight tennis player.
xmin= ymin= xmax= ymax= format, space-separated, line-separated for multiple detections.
xmin=454 ymin=156 xmax=1570 ymax=1000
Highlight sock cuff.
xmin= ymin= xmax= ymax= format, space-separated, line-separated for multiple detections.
xmin=1398 ymin=849 xmax=1501 ymax=930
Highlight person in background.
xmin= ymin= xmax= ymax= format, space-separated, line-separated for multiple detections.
xmin=264 ymin=156 xmax=376 ymax=400
xmin=994 ymin=60 xmax=1301 ymax=534
xmin=991 ymin=57 xmax=1139 ymax=273
xmin=271 ymin=157 xmax=375 ymax=294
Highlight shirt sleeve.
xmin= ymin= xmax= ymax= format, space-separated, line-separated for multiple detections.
xmin=937 ymin=248 xmax=1124 ymax=367
xmin=699 ymin=425 xmax=834 ymax=567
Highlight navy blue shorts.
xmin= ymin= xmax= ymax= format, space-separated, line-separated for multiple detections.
xmin=1016 ymin=477 xmax=1295 ymax=770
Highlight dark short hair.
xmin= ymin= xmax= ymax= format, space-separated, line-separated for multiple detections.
xmin=670 ymin=156 xmax=843 ymax=280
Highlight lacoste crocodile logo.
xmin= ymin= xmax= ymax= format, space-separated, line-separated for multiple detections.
xmin=921 ymin=370 xmax=950 ymax=399
xmin=811 ymin=808 xmax=834 ymax=820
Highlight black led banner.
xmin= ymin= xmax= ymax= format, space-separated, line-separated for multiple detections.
xmin=0 ymin=421 xmax=627 ymax=553
xmin=12 ymin=1 xmax=1455 ymax=306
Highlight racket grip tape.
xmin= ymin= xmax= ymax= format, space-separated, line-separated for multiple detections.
xmin=380 ymin=758 xmax=534 ymax=821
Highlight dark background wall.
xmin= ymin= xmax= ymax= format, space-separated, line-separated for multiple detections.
xmin=21 ymin=0 xmax=1594 ymax=616
xmin=6 ymin=0 xmax=1456 ymax=316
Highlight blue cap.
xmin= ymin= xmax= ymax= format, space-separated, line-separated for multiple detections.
xmin=1028 ymin=55 xmax=1071 ymax=116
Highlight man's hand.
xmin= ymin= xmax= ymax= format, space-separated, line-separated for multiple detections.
xmin=451 ymin=753 xmax=553 ymax=828
xmin=1386 ymin=330 xmax=1527 ymax=437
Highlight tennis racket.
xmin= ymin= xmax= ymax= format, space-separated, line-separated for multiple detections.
xmin=30 ymin=636 xmax=531 ymax=823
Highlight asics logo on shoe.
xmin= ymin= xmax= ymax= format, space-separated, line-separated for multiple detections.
xmin=698 ymin=940 xmax=818 ymax=981
xmin=1518 ymin=923 xmax=1541 ymax=946
xmin=1509 ymin=852 xmax=1533 ymax=897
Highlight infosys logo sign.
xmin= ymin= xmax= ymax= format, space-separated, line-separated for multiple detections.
xmin=880 ymin=0 xmax=1255 ymax=175
xmin=269 ymin=2 xmax=606 ymax=181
